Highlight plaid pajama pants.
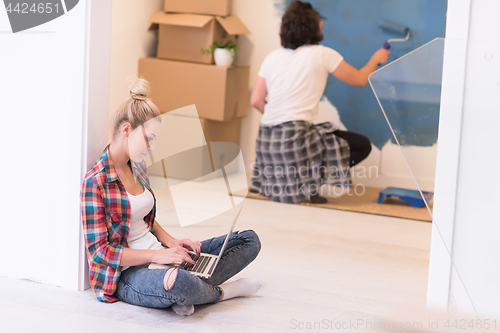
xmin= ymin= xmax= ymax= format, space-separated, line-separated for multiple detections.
xmin=250 ymin=121 xmax=352 ymax=203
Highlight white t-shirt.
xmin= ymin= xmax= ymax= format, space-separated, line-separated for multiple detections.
xmin=122 ymin=188 xmax=163 ymax=271
xmin=258 ymin=44 xmax=343 ymax=126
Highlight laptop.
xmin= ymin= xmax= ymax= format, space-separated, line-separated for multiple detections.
xmin=148 ymin=207 xmax=242 ymax=279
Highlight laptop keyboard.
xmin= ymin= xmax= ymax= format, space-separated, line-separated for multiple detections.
xmin=179 ymin=252 xmax=213 ymax=273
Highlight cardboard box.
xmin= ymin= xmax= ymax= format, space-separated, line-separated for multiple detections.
xmin=164 ymin=0 xmax=232 ymax=17
xmin=139 ymin=57 xmax=250 ymax=121
xmin=147 ymin=113 xmax=241 ymax=181
xmin=150 ymin=12 xmax=250 ymax=64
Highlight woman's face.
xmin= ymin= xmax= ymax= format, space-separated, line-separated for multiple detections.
xmin=127 ymin=118 xmax=161 ymax=163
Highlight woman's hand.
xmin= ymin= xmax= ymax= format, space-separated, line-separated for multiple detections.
xmin=151 ymin=246 xmax=196 ymax=265
xmin=168 ymin=238 xmax=202 ymax=256
xmin=152 ymin=221 xmax=201 ymax=256
xmin=333 ymin=48 xmax=391 ymax=87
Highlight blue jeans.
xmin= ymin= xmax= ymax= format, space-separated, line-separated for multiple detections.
xmin=115 ymin=230 xmax=261 ymax=308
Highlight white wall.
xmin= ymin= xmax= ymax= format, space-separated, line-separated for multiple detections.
xmin=0 ymin=0 xmax=111 ymax=290
xmin=231 ymin=0 xmax=282 ymax=174
xmin=427 ymin=0 xmax=470 ymax=311
xmin=108 ymin=0 xmax=163 ymax=126
xmin=80 ymin=0 xmax=113 ymax=290
xmin=428 ymin=0 xmax=500 ymax=317
xmin=448 ymin=0 xmax=500 ymax=317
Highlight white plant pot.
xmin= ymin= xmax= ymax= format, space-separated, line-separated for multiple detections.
xmin=214 ymin=48 xmax=234 ymax=67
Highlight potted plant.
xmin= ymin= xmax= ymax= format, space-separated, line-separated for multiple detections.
xmin=202 ymin=40 xmax=240 ymax=67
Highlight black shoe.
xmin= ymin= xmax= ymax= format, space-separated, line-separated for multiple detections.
xmin=310 ymin=194 xmax=328 ymax=204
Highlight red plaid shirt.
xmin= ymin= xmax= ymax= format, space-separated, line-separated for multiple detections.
xmin=81 ymin=146 xmax=156 ymax=302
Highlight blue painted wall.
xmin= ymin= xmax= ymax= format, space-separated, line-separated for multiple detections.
xmin=276 ymin=0 xmax=447 ymax=149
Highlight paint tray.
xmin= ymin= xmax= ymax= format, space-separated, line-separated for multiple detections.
xmin=378 ymin=187 xmax=433 ymax=208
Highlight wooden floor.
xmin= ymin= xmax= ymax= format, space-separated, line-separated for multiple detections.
xmin=1 ymin=196 xmax=432 ymax=333
xmin=234 ymin=186 xmax=433 ymax=222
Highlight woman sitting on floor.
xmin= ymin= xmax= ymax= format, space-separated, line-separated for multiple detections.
xmin=81 ymin=78 xmax=261 ymax=316
xmin=250 ymin=0 xmax=389 ymax=204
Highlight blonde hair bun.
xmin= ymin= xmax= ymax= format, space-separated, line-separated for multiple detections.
xmin=110 ymin=77 xmax=161 ymax=137
xmin=129 ymin=78 xmax=150 ymax=101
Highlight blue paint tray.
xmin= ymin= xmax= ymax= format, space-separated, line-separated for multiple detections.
xmin=378 ymin=187 xmax=433 ymax=208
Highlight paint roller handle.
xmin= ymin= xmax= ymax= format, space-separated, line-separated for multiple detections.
xmin=383 ymin=41 xmax=391 ymax=50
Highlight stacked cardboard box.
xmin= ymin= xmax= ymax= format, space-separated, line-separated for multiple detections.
xmin=139 ymin=0 xmax=250 ymax=179
xmin=146 ymin=111 xmax=241 ymax=181
xmin=164 ymin=0 xmax=232 ymax=16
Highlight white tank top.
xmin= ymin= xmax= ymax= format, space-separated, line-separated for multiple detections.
xmin=122 ymin=188 xmax=163 ymax=270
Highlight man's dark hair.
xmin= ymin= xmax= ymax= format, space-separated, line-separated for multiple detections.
xmin=280 ymin=1 xmax=324 ymax=50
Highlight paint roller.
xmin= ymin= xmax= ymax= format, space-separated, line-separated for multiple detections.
xmin=379 ymin=20 xmax=410 ymax=49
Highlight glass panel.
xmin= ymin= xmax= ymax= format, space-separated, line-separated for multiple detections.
xmin=370 ymin=37 xmax=500 ymax=314
xmin=369 ymin=38 xmax=445 ymax=218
